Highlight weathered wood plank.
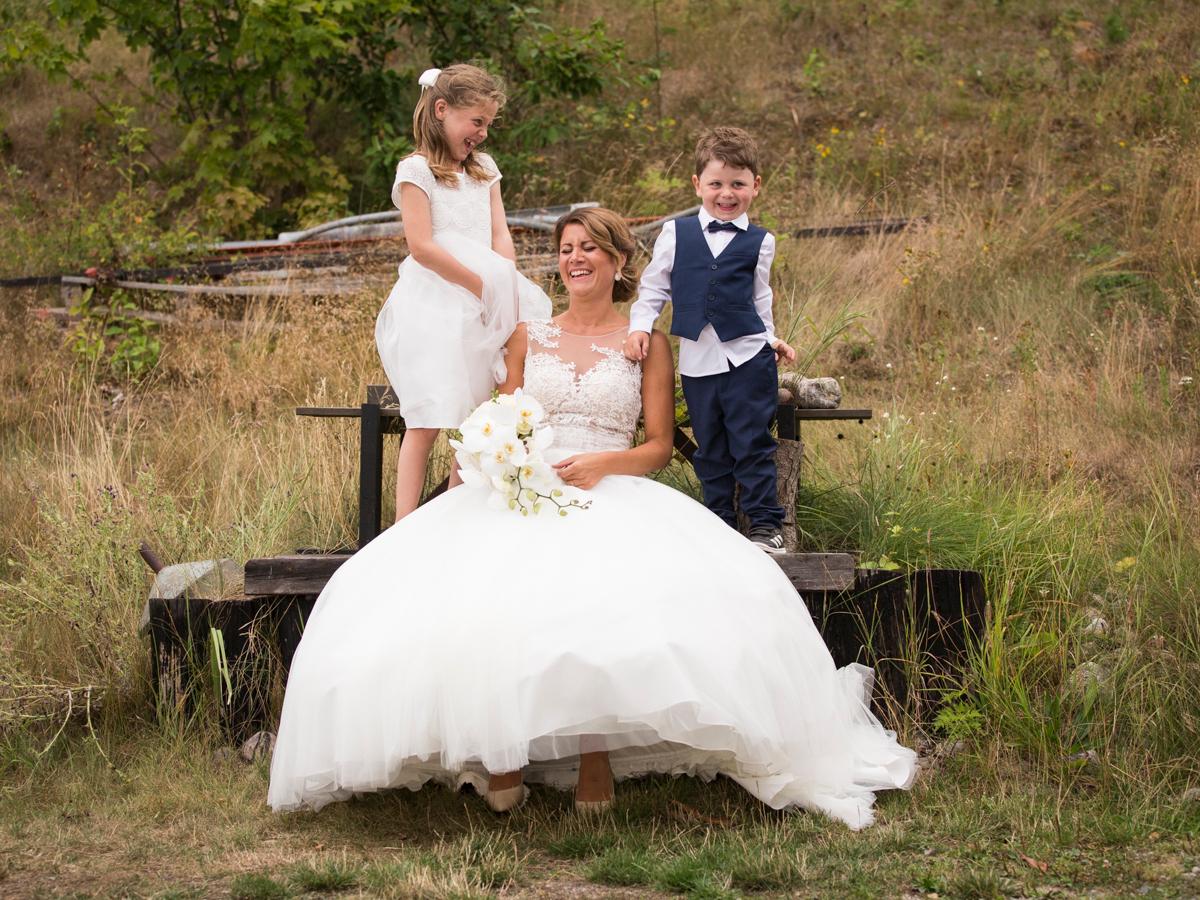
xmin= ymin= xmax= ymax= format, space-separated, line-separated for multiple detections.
xmin=244 ymin=554 xmax=352 ymax=595
xmin=774 ymin=552 xmax=856 ymax=592
xmin=793 ymin=409 xmax=872 ymax=420
xmin=244 ymin=551 xmax=858 ymax=596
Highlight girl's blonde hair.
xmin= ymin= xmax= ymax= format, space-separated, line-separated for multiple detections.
xmin=411 ymin=64 xmax=507 ymax=187
xmin=553 ymin=207 xmax=639 ymax=302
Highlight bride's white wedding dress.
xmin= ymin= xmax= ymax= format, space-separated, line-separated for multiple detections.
xmin=268 ymin=320 xmax=916 ymax=829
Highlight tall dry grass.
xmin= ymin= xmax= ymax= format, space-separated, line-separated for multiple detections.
xmin=0 ymin=0 xmax=1197 ymax=805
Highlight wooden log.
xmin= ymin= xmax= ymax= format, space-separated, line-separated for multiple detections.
xmin=206 ymin=597 xmax=274 ymax=741
xmin=806 ymin=568 xmax=986 ymax=722
xmin=148 ymin=595 xmax=274 ymax=741
xmin=274 ymin=594 xmax=320 ymax=680
xmin=148 ymin=596 xmax=211 ymax=724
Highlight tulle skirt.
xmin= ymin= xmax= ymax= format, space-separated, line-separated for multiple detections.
xmin=267 ymin=456 xmax=917 ymax=829
xmin=375 ymin=233 xmax=551 ymax=428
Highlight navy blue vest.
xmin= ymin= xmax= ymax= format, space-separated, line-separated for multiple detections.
xmin=669 ymin=216 xmax=768 ymax=342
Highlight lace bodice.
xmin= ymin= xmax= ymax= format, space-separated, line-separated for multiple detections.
xmin=392 ymin=153 xmax=500 ymax=247
xmin=523 ymin=320 xmax=642 ymax=453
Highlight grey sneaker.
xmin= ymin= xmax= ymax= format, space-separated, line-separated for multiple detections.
xmin=749 ymin=527 xmax=786 ymax=555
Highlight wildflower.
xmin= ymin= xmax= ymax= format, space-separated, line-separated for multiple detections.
xmin=976 ymin=326 xmax=985 ymax=332
xmin=1180 ymin=376 xmax=1194 ymax=386
xmin=881 ymin=411 xmax=890 ymax=419
xmin=830 ymin=126 xmax=840 ymax=135
xmin=885 ymin=363 xmax=893 ymax=369
xmin=1182 ymin=74 xmax=1191 ymax=85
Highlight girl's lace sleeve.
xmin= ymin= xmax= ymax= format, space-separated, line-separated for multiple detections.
xmin=478 ymin=152 xmax=502 ymax=188
xmin=392 ymin=155 xmax=436 ymax=208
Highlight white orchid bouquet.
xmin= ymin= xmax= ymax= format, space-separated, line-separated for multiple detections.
xmin=450 ymin=390 xmax=591 ymax=517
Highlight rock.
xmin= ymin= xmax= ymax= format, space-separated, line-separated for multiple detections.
xmin=937 ymin=739 xmax=967 ymax=758
xmin=211 ymin=747 xmax=239 ymax=765
xmin=1181 ymin=787 xmax=1200 ymax=804
xmin=239 ymin=730 xmax=276 ymax=763
xmin=1081 ymin=609 xmax=1109 ymax=636
xmin=140 ymin=558 xmax=244 ymax=635
xmin=1069 ymin=661 xmax=1109 ymax=695
xmin=1067 ymin=749 xmax=1100 ymax=771
xmin=779 ymin=373 xmax=842 ymax=409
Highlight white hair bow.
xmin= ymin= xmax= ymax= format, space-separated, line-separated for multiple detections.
xmin=418 ymin=68 xmax=441 ymax=89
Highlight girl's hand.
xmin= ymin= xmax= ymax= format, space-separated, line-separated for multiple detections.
xmin=772 ymin=339 xmax=797 ymax=365
xmin=553 ymin=453 xmax=610 ymax=490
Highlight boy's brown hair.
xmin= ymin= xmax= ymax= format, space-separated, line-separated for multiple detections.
xmin=694 ymin=127 xmax=760 ymax=178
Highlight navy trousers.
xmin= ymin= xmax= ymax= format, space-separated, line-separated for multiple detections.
xmin=680 ymin=343 xmax=785 ymax=531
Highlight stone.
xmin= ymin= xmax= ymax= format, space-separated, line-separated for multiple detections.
xmin=779 ymin=373 xmax=842 ymax=409
xmin=1069 ymin=661 xmax=1109 ymax=695
xmin=1081 ymin=609 xmax=1109 ymax=636
xmin=140 ymin=558 xmax=244 ymax=635
xmin=239 ymin=730 xmax=276 ymax=763
xmin=1067 ymin=749 xmax=1100 ymax=771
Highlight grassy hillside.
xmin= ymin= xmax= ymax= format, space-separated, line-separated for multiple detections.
xmin=1 ymin=1 xmax=1199 ymax=895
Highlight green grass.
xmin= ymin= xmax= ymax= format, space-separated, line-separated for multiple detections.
xmin=1 ymin=730 xmax=1199 ymax=896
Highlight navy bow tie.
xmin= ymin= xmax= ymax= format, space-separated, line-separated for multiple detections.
xmin=706 ymin=220 xmax=740 ymax=233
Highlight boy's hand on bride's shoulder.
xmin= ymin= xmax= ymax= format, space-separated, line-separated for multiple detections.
xmin=623 ymin=331 xmax=651 ymax=361
xmin=772 ymin=339 xmax=797 ymax=365
xmin=553 ymin=454 xmax=608 ymax=490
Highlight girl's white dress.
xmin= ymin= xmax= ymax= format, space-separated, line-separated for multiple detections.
xmin=269 ymin=322 xmax=917 ymax=829
xmin=375 ymin=152 xmax=551 ymax=428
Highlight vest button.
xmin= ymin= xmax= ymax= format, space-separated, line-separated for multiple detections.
xmin=707 ymin=294 xmax=716 ymax=300
xmin=710 ymin=264 xmax=718 ymax=270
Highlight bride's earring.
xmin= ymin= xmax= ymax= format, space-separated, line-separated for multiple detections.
xmin=614 ymin=272 xmax=622 ymax=282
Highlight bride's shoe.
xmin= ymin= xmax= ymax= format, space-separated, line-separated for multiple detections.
xmin=485 ymin=772 xmax=528 ymax=813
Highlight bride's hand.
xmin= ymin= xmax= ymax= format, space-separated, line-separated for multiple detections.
xmin=553 ymin=454 xmax=609 ymax=490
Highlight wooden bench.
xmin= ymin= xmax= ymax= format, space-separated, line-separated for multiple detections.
xmin=155 ymin=385 xmax=981 ymax=736
xmin=295 ymin=384 xmax=872 ymax=553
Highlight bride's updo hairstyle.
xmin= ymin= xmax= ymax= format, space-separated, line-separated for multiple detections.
xmin=411 ymin=64 xmax=506 ymax=187
xmin=553 ymin=207 xmax=639 ymax=302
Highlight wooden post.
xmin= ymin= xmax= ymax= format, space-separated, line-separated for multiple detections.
xmin=775 ymin=402 xmax=803 ymax=551
xmin=358 ymin=400 xmax=384 ymax=548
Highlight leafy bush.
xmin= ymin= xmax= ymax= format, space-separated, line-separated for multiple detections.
xmin=8 ymin=0 xmax=633 ymax=236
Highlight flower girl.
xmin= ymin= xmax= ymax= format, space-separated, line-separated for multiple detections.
xmin=375 ymin=64 xmax=551 ymax=520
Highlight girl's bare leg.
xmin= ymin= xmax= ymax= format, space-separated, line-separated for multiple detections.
xmin=394 ymin=427 xmax=439 ymax=521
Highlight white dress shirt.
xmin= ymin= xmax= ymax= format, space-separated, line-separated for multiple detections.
xmin=629 ymin=209 xmax=776 ymax=377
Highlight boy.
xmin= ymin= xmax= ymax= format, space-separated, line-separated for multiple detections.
xmin=625 ymin=126 xmax=796 ymax=553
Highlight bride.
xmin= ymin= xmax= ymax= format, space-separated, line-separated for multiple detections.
xmin=268 ymin=207 xmax=916 ymax=829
